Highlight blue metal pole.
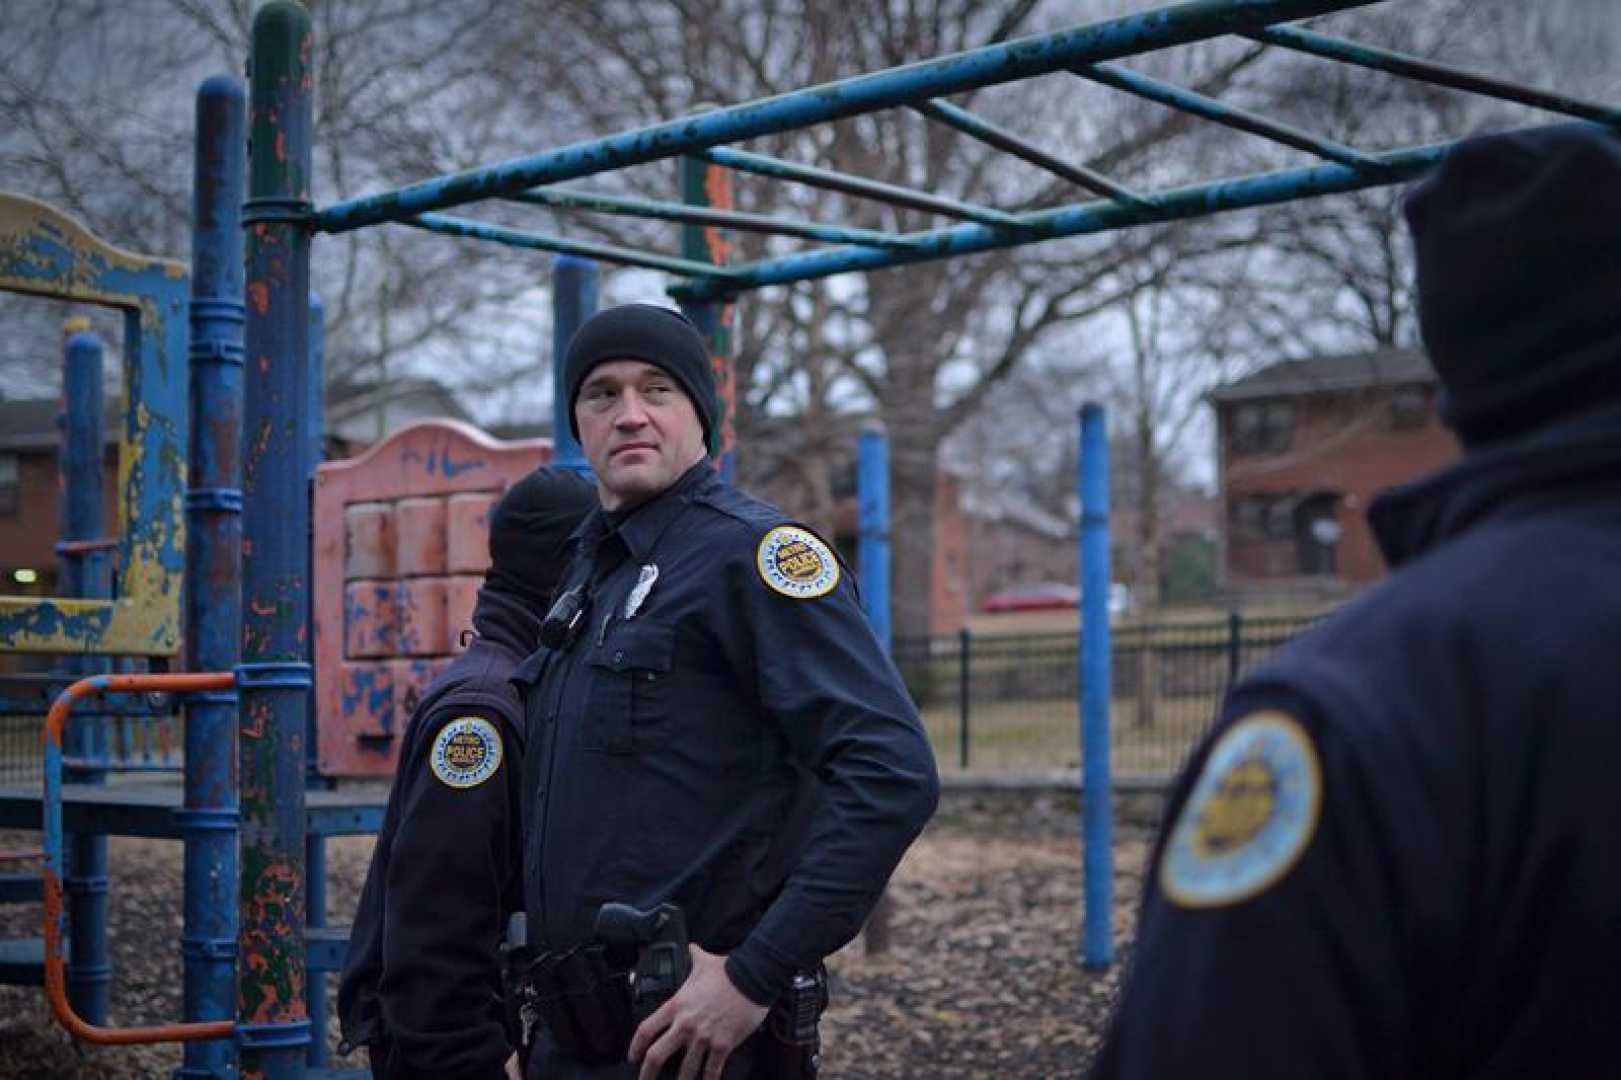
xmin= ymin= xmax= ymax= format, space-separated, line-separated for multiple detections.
xmin=677 ymin=151 xmax=737 ymax=481
xmin=856 ymin=425 xmax=892 ymax=653
xmin=304 ymin=292 xmax=326 ymax=789
xmin=508 ymin=187 xmax=918 ymax=249
xmin=1247 ymin=24 xmax=1621 ymax=124
xmin=1079 ymin=403 xmax=1113 ymax=970
xmin=304 ymin=291 xmax=332 ymax=1069
xmin=701 ymin=146 xmax=1023 ymax=227
xmin=314 ymin=0 xmax=1377 ymax=233
xmin=404 ymin=214 xmax=738 ymax=281
xmin=177 ymin=73 xmax=246 ymax=1080
xmin=551 ymin=256 xmax=597 ymax=474
xmin=1071 ymin=62 xmax=1388 ymax=170
xmin=910 ymin=99 xmax=1150 ymax=208
xmin=59 ymin=327 xmax=111 ymax=1026
xmin=675 ymin=141 xmax=1457 ymax=300
xmin=240 ymin=3 xmax=314 ymax=1073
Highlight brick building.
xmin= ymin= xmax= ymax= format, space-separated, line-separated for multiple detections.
xmin=0 ymin=377 xmax=468 ymax=595
xmin=0 ymin=397 xmax=120 ymax=595
xmin=1210 ymin=348 xmax=1459 ymax=591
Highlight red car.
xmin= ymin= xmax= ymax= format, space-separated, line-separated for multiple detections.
xmin=980 ymin=582 xmax=1081 ymax=613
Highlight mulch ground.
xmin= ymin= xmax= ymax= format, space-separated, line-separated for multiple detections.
xmin=0 ymin=791 xmax=1148 ymax=1078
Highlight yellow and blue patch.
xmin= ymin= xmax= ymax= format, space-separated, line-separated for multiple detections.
xmin=1160 ymin=710 xmax=1322 ymax=909
xmin=429 ymin=716 xmax=503 ymax=789
xmin=756 ymin=525 xmax=840 ymax=600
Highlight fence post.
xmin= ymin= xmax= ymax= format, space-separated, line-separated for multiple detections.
xmin=1227 ymin=609 xmax=1242 ymax=688
xmin=958 ymin=627 xmax=971 ymax=769
xmin=1078 ymin=403 xmax=1113 ymax=970
xmin=551 ymin=256 xmax=598 ymax=474
xmin=59 ymin=325 xmax=111 ymax=1025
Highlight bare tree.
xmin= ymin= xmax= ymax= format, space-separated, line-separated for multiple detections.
xmin=0 ymin=0 xmax=566 ymax=422
xmin=501 ymin=0 xmax=1284 ymax=638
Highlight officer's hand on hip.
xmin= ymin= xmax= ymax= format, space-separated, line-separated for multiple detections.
xmin=503 ymin=1050 xmax=522 ymax=1080
xmin=628 ymin=945 xmax=769 ymax=1080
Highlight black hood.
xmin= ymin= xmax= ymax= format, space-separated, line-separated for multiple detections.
xmin=468 ymin=585 xmax=544 ymax=659
xmin=1369 ymin=401 xmax=1621 ymax=568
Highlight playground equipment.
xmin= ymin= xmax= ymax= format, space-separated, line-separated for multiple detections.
xmin=0 ymin=0 xmax=1615 ymax=1075
xmin=312 ymin=420 xmax=550 ymax=777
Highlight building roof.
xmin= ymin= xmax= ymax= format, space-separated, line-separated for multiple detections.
xmin=1208 ymin=348 xmax=1434 ymax=404
xmin=0 ymin=397 xmax=121 ymax=451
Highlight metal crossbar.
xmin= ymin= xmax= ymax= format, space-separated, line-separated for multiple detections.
xmin=314 ymin=0 xmax=1377 ymax=233
xmin=703 ymin=146 xmax=1024 ymax=226
xmin=312 ymin=0 xmax=1621 ymax=300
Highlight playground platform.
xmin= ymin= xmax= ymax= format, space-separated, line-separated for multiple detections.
xmin=0 ymin=784 xmax=387 ymax=840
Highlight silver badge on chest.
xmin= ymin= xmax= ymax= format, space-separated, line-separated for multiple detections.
xmin=624 ymin=563 xmax=659 ymax=619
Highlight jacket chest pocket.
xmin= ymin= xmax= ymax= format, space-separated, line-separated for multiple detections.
xmin=582 ymin=624 xmax=675 ymax=753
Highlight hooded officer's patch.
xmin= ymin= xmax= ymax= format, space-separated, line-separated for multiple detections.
xmin=429 ymin=716 xmax=503 ymax=789
xmin=1160 ymin=710 xmax=1321 ymax=909
xmin=756 ymin=526 xmax=839 ymax=600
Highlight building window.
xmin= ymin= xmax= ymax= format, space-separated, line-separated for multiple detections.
xmin=0 ymin=454 xmax=18 ymax=516
xmin=1230 ymin=493 xmax=1298 ymax=541
xmin=1230 ymin=496 xmax=1265 ymax=538
xmin=1263 ymin=497 xmax=1295 ymax=540
xmin=1389 ymin=386 xmax=1428 ymax=430
xmin=1231 ymin=400 xmax=1295 ymax=455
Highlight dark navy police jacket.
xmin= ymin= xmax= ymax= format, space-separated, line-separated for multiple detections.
xmin=514 ymin=461 xmax=939 ymax=1007
xmin=339 ymin=592 xmax=535 ymax=1078
xmin=1091 ymin=405 xmax=1621 ymax=1078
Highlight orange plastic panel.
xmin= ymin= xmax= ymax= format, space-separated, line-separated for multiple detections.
xmin=446 ymin=492 xmax=498 ymax=574
xmin=312 ymin=420 xmax=550 ymax=776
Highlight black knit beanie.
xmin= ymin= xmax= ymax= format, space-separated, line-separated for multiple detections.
xmin=1403 ymin=122 xmax=1621 ymax=446
xmin=483 ymin=464 xmax=597 ymax=613
xmin=562 ymin=303 xmax=719 ymax=452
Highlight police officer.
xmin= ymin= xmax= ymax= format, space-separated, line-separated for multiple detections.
xmin=513 ymin=303 xmax=940 ymax=1080
xmin=1090 ymin=122 xmax=1621 ymax=1078
xmin=340 ymin=465 xmax=596 ymax=1079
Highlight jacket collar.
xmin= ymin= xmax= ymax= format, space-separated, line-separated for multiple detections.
xmin=1369 ymin=401 xmax=1621 ymax=567
xmin=568 ymin=458 xmax=716 ymax=564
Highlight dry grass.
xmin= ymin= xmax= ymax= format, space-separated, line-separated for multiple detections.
xmin=921 ymin=695 xmax=1218 ymax=777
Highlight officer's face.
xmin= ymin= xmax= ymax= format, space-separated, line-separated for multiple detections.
xmin=575 ymin=359 xmax=707 ymax=512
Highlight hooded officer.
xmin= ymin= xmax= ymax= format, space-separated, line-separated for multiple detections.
xmin=1091 ymin=122 xmax=1621 ymax=1078
xmin=340 ymin=464 xmax=597 ymax=1079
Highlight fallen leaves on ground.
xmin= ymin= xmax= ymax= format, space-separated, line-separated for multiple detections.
xmin=0 ymin=792 xmax=1149 ymax=1078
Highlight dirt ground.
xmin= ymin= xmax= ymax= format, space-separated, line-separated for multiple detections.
xmin=0 ymin=791 xmax=1148 ymax=1078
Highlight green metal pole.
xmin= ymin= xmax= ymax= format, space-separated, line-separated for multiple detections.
xmin=239 ymin=3 xmax=314 ymax=1075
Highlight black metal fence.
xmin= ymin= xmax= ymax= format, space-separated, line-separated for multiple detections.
xmin=895 ymin=613 xmax=1319 ymax=780
xmin=0 ymin=614 xmax=1318 ymax=786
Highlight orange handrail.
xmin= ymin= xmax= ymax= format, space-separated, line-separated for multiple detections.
xmin=43 ymin=672 xmax=237 ymax=1044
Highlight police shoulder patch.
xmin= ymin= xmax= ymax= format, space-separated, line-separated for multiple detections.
xmin=1160 ymin=710 xmax=1322 ymax=909
xmin=756 ymin=525 xmax=840 ymax=600
xmin=429 ymin=716 xmax=503 ymax=789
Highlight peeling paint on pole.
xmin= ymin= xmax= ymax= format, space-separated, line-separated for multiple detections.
xmin=238 ymin=2 xmax=314 ymax=1075
xmin=179 ymin=72 xmax=246 ymax=1080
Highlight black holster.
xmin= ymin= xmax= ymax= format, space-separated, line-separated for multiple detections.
xmin=523 ymin=942 xmax=638 ymax=1065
